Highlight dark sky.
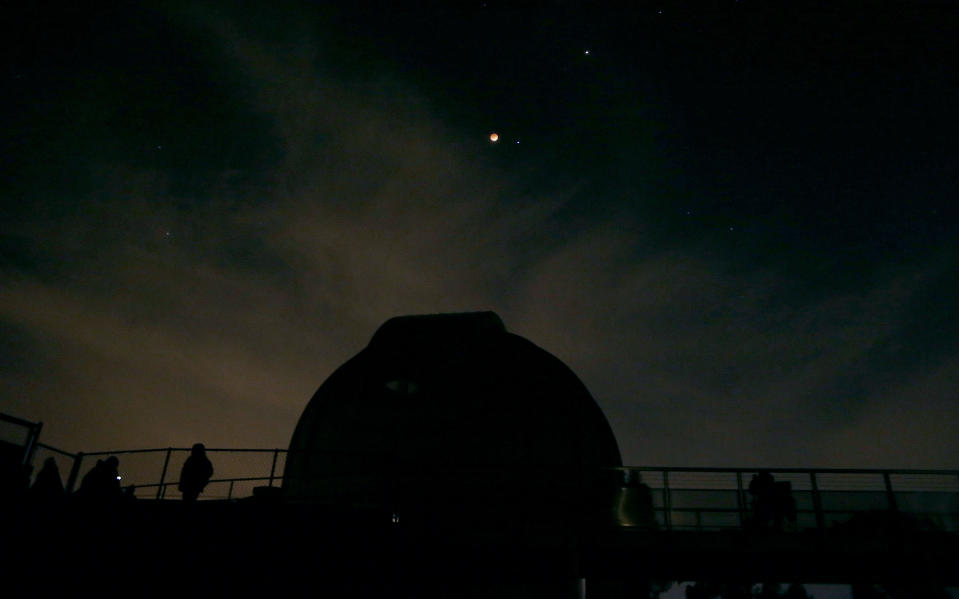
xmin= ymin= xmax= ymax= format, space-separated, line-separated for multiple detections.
xmin=2 ymin=1 xmax=958 ymax=468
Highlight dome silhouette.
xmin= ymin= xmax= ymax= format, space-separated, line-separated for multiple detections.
xmin=283 ymin=312 xmax=621 ymax=525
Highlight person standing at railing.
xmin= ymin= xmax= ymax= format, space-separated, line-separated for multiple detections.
xmin=748 ymin=471 xmax=776 ymax=529
xmin=621 ymin=470 xmax=657 ymax=529
xmin=748 ymin=471 xmax=796 ymax=531
xmin=30 ymin=457 xmax=65 ymax=503
xmin=77 ymin=456 xmax=123 ymax=502
xmin=178 ymin=443 xmax=213 ymax=502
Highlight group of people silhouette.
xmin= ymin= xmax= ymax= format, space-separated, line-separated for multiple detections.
xmin=8 ymin=443 xmax=214 ymax=505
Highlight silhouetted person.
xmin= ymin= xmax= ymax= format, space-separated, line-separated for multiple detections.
xmin=178 ymin=443 xmax=213 ymax=502
xmin=122 ymin=484 xmax=137 ymax=503
xmin=748 ymin=471 xmax=796 ymax=531
xmin=782 ymin=584 xmax=811 ymax=599
xmin=30 ymin=457 xmax=65 ymax=503
xmin=748 ymin=471 xmax=776 ymax=529
xmin=685 ymin=582 xmax=752 ymax=599
xmin=591 ymin=468 xmax=626 ymax=527
xmin=77 ymin=458 xmax=103 ymax=497
xmin=622 ymin=470 xmax=657 ymax=529
xmin=77 ymin=456 xmax=122 ymax=502
xmin=758 ymin=583 xmax=783 ymax=598
xmin=0 ymin=452 xmax=31 ymax=506
xmin=771 ymin=480 xmax=797 ymax=530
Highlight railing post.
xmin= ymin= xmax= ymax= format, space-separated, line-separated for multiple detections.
xmin=269 ymin=449 xmax=279 ymax=487
xmin=65 ymin=452 xmax=84 ymax=495
xmin=23 ymin=421 xmax=42 ymax=467
xmin=156 ymin=448 xmax=173 ymax=500
xmin=809 ymin=472 xmax=825 ymax=533
xmin=736 ymin=471 xmax=746 ymax=529
xmin=883 ymin=471 xmax=898 ymax=512
xmin=662 ymin=471 xmax=672 ymax=531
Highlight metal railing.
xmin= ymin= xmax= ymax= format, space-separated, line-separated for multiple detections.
xmin=0 ymin=412 xmax=44 ymax=466
xmin=25 ymin=443 xmax=959 ymax=533
xmin=604 ymin=466 xmax=959 ymax=533
xmin=30 ymin=445 xmax=289 ymax=501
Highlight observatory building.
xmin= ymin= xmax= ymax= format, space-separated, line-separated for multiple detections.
xmin=283 ymin=311 xmax=622 ymax=530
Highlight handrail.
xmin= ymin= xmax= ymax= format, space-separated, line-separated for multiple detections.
xmin=0 ymin=412 xmax=41 ymax=428
xmin=35 ymin=442 xmax=76 ymax=458
xmin=47 ymin=444 xmax=959 ymax=477
xmin=136 ymin=475 xmax=277 ymax=489
xmin=42 ymin=445 xmax=959 ymax=532
xmin=29 ymin=448 xmax=959 ymax=535
xmin=81 ymin=447 xmax=290 ymax=456
xmin=612 ymin=466 xmax=959 ymax=476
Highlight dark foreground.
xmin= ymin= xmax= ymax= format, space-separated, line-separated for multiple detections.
xmin=7 ymin=498 xmax=958 ymax=597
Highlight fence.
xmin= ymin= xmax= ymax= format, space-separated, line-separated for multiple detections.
xmin=31 ymin=444 xmax=288 ymax=501
xmin=0 ymin=413 xmax=43 ymax=466
xmin=23 ymin=444 xmax=959 ymax=533
xmin=608 ymin=466 xmax=959 ymax=533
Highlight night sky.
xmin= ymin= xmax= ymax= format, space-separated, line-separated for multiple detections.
xmin=2 ymin=1 xmax=958 ymax=468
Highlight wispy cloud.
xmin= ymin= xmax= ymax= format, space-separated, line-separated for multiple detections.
xmin=2 ymin=4 xmax=956 ymax=471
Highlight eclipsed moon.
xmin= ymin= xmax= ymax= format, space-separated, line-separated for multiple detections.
xmin=489 ymin=133 xmax=499 ymax=142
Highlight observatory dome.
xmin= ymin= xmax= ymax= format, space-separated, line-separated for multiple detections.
xmin=282 ymin=312 xmax=621 ymax=519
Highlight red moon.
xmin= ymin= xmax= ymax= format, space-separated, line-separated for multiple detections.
xmin=489 ymin=133 xmax=499 ymax=142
